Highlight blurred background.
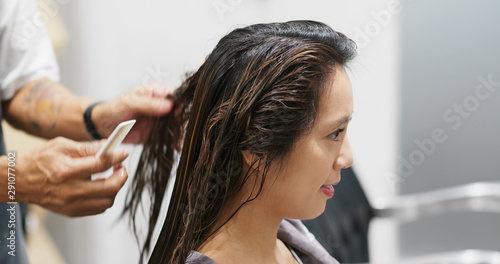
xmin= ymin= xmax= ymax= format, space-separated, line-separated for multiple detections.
xmin=3 ymin=0 xmax=500 ymax=263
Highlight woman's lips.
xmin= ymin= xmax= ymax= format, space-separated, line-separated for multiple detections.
xmin=320 ymin=185 xmax=335 ymax=197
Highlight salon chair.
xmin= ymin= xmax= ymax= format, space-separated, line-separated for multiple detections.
xmin=303 ymin=167 xmax=500 ymax=264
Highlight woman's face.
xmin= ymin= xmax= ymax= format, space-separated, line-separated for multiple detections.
xmin=255 ymin=67 xmax=354 ymax=220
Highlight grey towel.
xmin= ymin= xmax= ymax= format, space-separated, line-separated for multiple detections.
xmin=278 ymin=218 xmax=339 ymax=264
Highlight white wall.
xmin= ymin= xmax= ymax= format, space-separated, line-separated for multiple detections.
xmin=47 ymin=1 xmax=400 ymax=263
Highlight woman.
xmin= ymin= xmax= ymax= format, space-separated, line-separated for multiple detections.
xmin=125 ymin=20 xmax=356 ymax=264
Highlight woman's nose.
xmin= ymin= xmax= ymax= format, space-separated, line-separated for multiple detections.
xmin=334 ymin=135 xmax=353 ymax=170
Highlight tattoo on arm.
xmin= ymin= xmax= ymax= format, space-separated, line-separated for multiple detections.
xmin=23 ymin=79 xmax=63 ymax=132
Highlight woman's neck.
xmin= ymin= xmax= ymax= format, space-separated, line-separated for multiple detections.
xmin=198 ymin=200 xmax=295 ymax=264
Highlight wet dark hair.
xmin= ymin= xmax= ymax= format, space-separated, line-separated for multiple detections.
xmin=124 ymin=20 xmax=356 ymax=264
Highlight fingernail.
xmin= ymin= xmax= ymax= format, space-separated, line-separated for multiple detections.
xmin=122 ymin=151 xmax=129 ymax=158
xmin=121 ymin=168 xmax=125 ymax=177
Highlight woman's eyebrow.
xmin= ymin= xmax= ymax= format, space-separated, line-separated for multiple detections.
xmin=327 ymin=115 xmax=353 ymax=130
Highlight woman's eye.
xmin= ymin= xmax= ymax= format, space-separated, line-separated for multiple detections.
xmin=329 ymin=128 xmax=345 ymax=141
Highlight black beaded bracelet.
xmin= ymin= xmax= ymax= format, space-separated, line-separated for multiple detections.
xmin=84 ymin=102 xmax=103 ymax=140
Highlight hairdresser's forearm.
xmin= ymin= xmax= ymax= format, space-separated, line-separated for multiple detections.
xmin=2 ymin=78 xmax=95 ymax=141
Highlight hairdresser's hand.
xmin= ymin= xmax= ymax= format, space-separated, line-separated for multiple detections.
xmin=91 ymin=84 xmax=175 ymax=143
xmin=14 ymin=137 xmax=129 ymax=217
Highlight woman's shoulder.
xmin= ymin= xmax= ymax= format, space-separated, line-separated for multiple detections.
xmin=186 ymin=251 xmax=218 ymax=264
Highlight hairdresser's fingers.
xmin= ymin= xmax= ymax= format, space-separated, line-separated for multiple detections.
xmin=125 ymin=84 xmax=175 ymax=115
xmin=39 ymin=166 xmax=128 ymax=217
xmin=74 ymin=166 xmax=128 ymax=199
xmin=64 ymin=139 xmax=107 ymax=157
xmin=88 ymin=165 xmax=128 ymax=197
xmin=45 ymin=197 xmax=117 ymax=217
xmin=68 ymin=150 xmax=129 ymax=178
xmin=90 ymin=84 xmax=174 ymax=138
xmin=137 ymin=83 xmax=174 ymax=98
xmin=128 ymin=94 xmax=173 ymax=116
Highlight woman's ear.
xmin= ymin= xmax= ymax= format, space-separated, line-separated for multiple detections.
xmin=242 ymin=150 xmax=259 ymax=169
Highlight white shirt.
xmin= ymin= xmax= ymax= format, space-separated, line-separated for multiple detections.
xmin=0 ymin=0 xmax=59 ymax=100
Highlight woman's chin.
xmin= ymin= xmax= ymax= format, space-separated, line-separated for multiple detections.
xmin=289 ymin=202 xmax=328 ymax=221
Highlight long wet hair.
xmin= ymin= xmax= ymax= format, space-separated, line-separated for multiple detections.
xmin=124 ymin=20 xmax=356 ymax=264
